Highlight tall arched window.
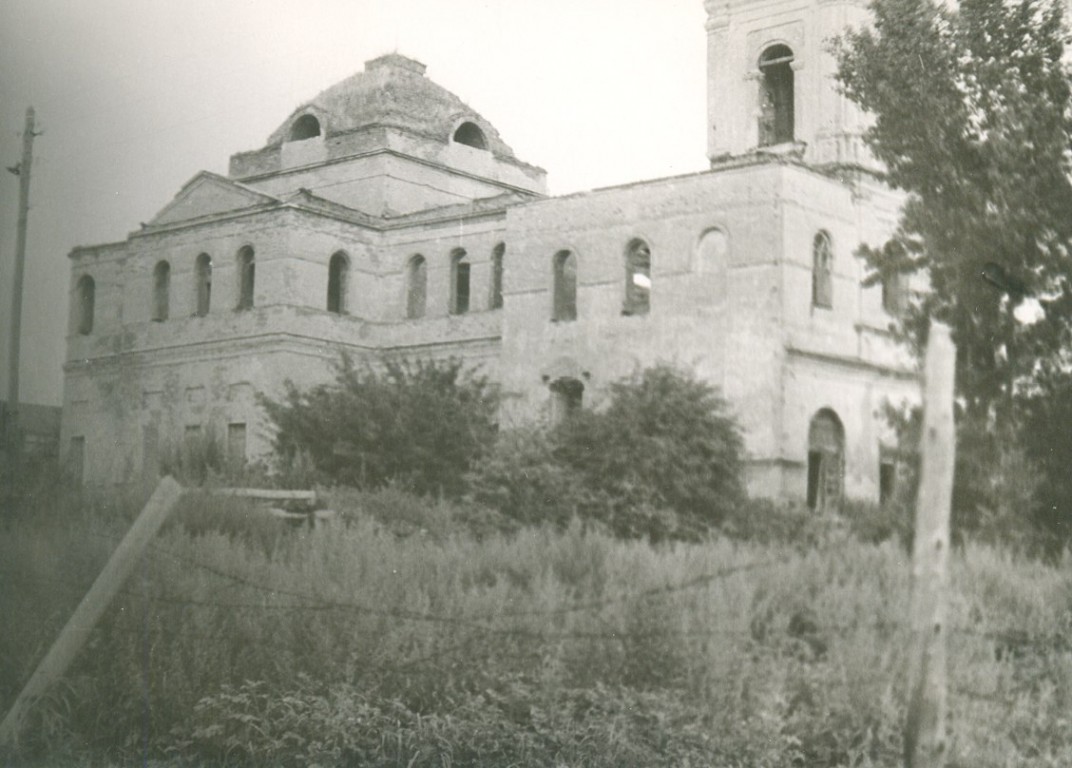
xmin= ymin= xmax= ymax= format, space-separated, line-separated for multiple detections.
xmin=327 ymin=251 xmax=350 ymax=314
xmin=76 ymin=275 xmax=95 ymax=335
xmin=552 ymin=250 xmax=577 ymax=322
xmin=807 ymin=408 xmax=845 ymax=512
xmin=490 ymin=242 xmax=505 ymax=309
xmin=406 ymin=254 xmax=427 ymax=319
xmin=195 ymin=253 xmax=212 ymax=317
xmin=759 ymin=44 xmax=795 ymax=146
xmin=812 ymin=231 xmax=833 ymax=308
xmin=623 ymin=239 xmax=651 ymax=316
xmin=450 ymin=248 xmax=470 ymax=315
xmin=236 ymin=246 xmax=255 ymax=310
xmin=151 ymin=260 xmax=170 ymax=322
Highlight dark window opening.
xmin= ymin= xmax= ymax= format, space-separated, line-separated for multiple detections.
xmin=407 ymin=255 xmax=427 ymax=319
xmin=453 ymin=121 xmax=488 ymax=149
xmin=77 ymin=276 xmax=95 ymax=335
xmin=151 ymin=260 xmax=170 ymax=322
xmin=812 ymin=231 xmax=833 ymax=309
xmin=806 ymin=451 xmax=823 ymax=510
xmin=227 ymin=422 xmax=247 ymax=467
xmin=759 ymin=44 xmax=795 ymax=146
xmin=237 ymin=246 xmax=255 ymax=311
xmin=623 ymin=239 xmax=651 ymax=316
xmin=450 ymin=249 xmax=470 ymax=315
xmin=882 ymin=271 xmax=908 ymax=316
xmin=879 ymin=460 xmax=896 ymax=505
xmin=290 ymin=114 xmax=321 ymax=141
xmin=328 ymin=251 xmax=349 ymax=314
xmin=490 ymin=242 xmax=505 ymax=309
xmin=807 ymin=409 xmax=844 ymax=512
xmin=195 ymin=253 xmax=212 ymax=317
xmin=552 ymin=250 xmax=577 ymax=322
xmin=550 ymin=377 xmax=584 ymax=425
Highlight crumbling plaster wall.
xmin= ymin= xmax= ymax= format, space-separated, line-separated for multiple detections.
xmin=497 ymin=160 xmax=917 ymax=498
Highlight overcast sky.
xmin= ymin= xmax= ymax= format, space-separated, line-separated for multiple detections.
xmin=0 ymin=0 xmax=709 ymax=405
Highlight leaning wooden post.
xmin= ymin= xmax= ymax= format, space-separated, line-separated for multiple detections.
xmin=904 ymin=323 xmax=956 ymax=768
xmin=0 ymin=476 xmax=184 ymax=749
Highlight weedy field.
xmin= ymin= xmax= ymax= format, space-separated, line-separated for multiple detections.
xmin=2 ymin=487 xmax=1070 ymax=767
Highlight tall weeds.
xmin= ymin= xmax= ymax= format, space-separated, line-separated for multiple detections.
xmin=2 ymin=489 xmax=1070 ymax=766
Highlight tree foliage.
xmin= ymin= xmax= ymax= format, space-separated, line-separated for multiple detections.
xmin=470 ymin=364 xmax=745 ymax=540
xmin=555 ymin=364 xmax=745 ymax=530
xmin=836 ymin=0 xmax=1072 ymax=417
xmin=260 ymin=356 xmax=499 ymax=498
xmin=834 ymin=0 xmax=1072 ymax=546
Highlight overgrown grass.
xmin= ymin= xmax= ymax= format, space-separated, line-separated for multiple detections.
xmin=2 ymin=486 xmax=1070 ymax=766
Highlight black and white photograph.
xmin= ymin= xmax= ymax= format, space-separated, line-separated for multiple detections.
xmin=2 ymin=0 xmax=1070 ymax=764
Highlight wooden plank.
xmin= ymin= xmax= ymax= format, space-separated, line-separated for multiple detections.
xmin=210 ymin=487 xmax=316 ymax=502
xmin=0 ymin=476 xmax=185 ymax=748
xmin=904 ymin=322 xmax=956 ymax=768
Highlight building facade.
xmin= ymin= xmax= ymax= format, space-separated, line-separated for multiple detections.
xmin=62 ymin=0 xmax=919 ymax=506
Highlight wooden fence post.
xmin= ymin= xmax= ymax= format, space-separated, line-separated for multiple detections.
xmin=904 ymin=322 xmax=956 ymax=768
xmin=0 ymin=476 xmax=184 ymax=748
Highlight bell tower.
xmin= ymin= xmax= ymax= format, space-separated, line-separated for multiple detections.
xmin=705 ymin=0 xmax=875 ymax=170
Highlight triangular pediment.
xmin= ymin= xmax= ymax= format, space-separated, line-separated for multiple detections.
xmin=149 ymin=172 xmax=280 ymax=226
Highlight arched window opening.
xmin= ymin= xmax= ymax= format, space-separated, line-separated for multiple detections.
xmin=812 ymin=231 xmax=833 ymax=309
xmin=623 ymin=239 xmax=651 ymax=316
xmin=552 ymin=250 xmax=577 ymax=322
xmin=236 ymin=246 xmax=255 ymax=311
xmin=807 ymin=409 xmax=844 ymax=512
xmin=406 ymin=254 xmax=427 ymax=319
xmin=290 ymin=114 xmax=321 ymax=141
xmin=549 ymin=377 xmax=584 ymax=426
xmin=328 ymin=251 xmax=350 ymax=314
xmin=76 ymin=275 xmax=95 ymax=335
xmin=195 ymin=253 xmax=212 ymax=317
xmin=758 ymin=44 xmax=795 ymax=146
xmin=453 ymin=121 xmax=488 ymax=149
xmin=450 ymin=248 xmax=470 ymax=315
xmin=490 ymin=243 xmax=505 ymax=309
xmin=151 ymin=260 xmax=170 ymax=322
xmin=697 ymin=228 xmax=728 ymax=274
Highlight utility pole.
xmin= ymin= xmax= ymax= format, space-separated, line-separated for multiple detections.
xmin=5 ymin=106 xmax=36 ymax=455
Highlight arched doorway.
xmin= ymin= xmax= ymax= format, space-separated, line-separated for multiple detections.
xmin=807 ymin=408 xmax=844 ymax=511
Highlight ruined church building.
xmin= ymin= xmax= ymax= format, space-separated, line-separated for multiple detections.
xmin=62 ymin=0 xmax=920 ymax=508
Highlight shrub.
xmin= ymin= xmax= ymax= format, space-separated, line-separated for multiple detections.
xmin=468 ymin=364 xmax=744 ymax=540
xmin=466 ymin=426 xmax=602 ymax=530
xmin=553 ymin=363 xmax=745 ymax=537
xmin=260 ymin=355 xmax=499 ymax=498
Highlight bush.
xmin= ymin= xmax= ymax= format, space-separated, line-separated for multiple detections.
xmin=261 ymin=355 xmax=499 ymax=498
xmin=469 ymin=364 xmax=744 ymax=540
xmin=466 ymin=426 xmax=602 ymax=530
xmin=553 ymin=363 xmax=744 ymax=537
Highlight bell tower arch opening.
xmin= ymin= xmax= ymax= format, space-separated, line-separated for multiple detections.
xmin=758 ymin=44 xmax=795 ymax=146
